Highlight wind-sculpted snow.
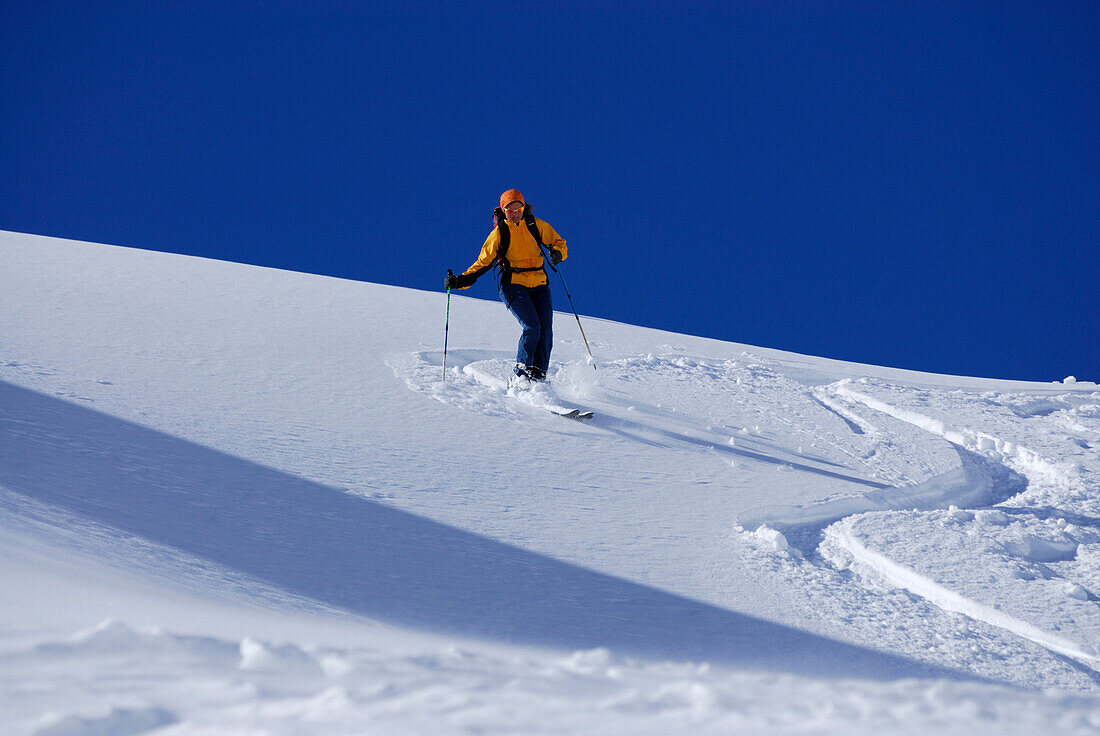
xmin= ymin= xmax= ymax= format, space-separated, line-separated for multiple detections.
xmin=8 ymin=620 xmax=1099 ymax=736
xmin=3 ymin=230 xmax=1100 ymax=732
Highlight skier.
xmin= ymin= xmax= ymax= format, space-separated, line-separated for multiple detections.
xmin=445 ymin=189 xmax=567 ymax=387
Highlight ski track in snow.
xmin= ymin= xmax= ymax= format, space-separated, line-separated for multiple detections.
xmin=812 ymin=380 xmax=1100 ymax=671
xmin=393 ymin=346 xmax=1100 ymax=686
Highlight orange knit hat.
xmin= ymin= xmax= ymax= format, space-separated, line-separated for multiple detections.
xmin=500 ymin=189 xmax=525 ymax=210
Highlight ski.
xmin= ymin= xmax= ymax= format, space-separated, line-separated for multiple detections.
xmin=547 ymin=407 xmax=594 ymax=421
xmin=462 ymin=360 xmax=594 ymax=422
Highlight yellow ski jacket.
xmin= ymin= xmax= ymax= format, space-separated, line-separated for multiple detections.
xmin=458 ymin=216 xmax=567 ymax=289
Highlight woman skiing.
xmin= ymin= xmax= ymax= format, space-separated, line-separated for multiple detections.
xmin=445 ymin=189 xmax=567 ymax=386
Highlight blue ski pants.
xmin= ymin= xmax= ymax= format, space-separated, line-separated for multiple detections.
xmin=499 ymin=282 xmax=553 ymax=373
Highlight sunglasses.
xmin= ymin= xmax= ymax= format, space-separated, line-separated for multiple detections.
xmin=504 ymin=205 xmax=524 ymax=215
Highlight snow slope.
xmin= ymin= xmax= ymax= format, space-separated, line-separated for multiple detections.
xmin=2 ymin=230 xmax=1099 ymax=734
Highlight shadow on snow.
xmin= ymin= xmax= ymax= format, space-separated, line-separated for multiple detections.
xmin=0 ymin=381 xmax=972 ymax=682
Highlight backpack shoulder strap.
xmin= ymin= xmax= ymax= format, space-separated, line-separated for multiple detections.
xmin=493 ymin=208 xmax=510 ymax=261
xmin=522 ymin=211 xmax=544 ymax=247
xmin=492 ymin=207 xmax=515 ymax=285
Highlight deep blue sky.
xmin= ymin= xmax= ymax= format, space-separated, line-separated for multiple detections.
xmin=3 ymin=1 xmax=1096 ymax=382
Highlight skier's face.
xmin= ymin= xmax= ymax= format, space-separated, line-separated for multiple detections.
xmin=504 ymin=202 xmax=524 ymax=223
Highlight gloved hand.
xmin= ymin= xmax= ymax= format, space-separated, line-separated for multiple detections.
xmin=445 ymin=269 xmax=474 ymax=290
xmin=547 ymin=248 xmax=563 ymax=267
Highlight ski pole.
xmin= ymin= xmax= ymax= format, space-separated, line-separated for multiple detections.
xmin=537 ymin=243 xmax=596 ymax=368
xmin=443 ymin=270 xmax=453 ymax=381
